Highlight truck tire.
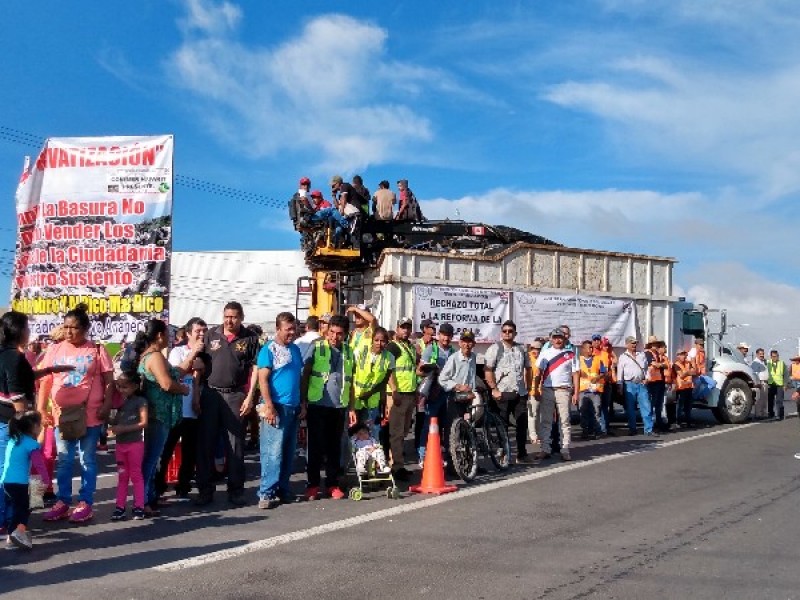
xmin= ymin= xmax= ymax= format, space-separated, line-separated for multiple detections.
xmin=717 ymin=378 xmax=753 ymax=424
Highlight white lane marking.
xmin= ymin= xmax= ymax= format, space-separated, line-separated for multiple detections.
xmin=154 ymin=423 xmax=756 ymax=572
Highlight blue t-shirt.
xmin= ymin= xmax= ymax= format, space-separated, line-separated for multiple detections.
xmin=1 ymin=434 xmax=40 ymax=485
xmin=256 ymin=341 xmax=303 ymax=407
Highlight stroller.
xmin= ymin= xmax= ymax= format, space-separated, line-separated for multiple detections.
xmin=347 ymin=422 xmax=401 ymax=501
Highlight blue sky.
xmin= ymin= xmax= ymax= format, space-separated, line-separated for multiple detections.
xmin=1 ymin=0 xmax=799 ymax=352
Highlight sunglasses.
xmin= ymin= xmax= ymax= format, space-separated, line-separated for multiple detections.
xmin=502 ymin=328 xmax=515 ymax=333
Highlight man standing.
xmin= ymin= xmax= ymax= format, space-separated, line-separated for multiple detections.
xmin=256 ymin=312 xmax=303 ymax=509
xmin=372 ymin=180 xmax=396 ymax=220
xmin=416 ymin=319 xmax=436 ymax=357
xmin=750 ymin=347 xmax=769 ymax=419
xmin=386 ymin=318 xmax=418 ymax=480
xmin=395 ymin=179 xmax=422 ymax=221
xmin=438 ymin=330 xmax=478 ymax=455
xmin=527 ymin=340 xmax=543 ymax=446
xmin=300 ymin=315 xmax=353 ymax=501
xmin=594 ymin=335 xmax=617 ymax=436
xmin=767 ymin=350 xmax=790 ymax=420
xmin=484 ymin=320 xmax=532 ymax=463
xmin=197 ymin=302 xmax=260 ymax=506
xmin=616 ymin=336 xmax=655 ymax=437
xmin=737 ymin=342 xmax=751 ymax=364
xmin=644 ymin=336 xmax=669 ymax=434
xmin=295 ymin=316 xmax=321 ymax=361
xmin=533 ymin=329 xmax=579 ymax=461
xmin=157 ymin=317 xmax=207 ymax=500
xmin=577 ymin=340 xmax=606 ymax=440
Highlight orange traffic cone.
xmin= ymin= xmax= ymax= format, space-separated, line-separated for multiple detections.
xmin=409 ymin=417 xmax=457 ymax=495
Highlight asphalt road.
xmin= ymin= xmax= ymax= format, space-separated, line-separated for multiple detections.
xmin=2 ymin=409 xmax=799 ymax=600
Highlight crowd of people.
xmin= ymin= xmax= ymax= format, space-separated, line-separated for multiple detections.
xmin=289 ymin=175 xmax=423 ymax=249
xmin=2 ymin=304 xmax=799 ymax=550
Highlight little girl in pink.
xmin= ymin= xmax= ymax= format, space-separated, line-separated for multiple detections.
xmin=109 ymin=371 xmax=148 ymax=521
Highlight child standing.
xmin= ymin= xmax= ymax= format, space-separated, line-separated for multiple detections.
xmin=109 ymin=372 xmax=148 ymax=521
xmin=350 ymin=423 xmax=391 ymax=475
xmin=1 ymin=411 xmax=50 ymax=550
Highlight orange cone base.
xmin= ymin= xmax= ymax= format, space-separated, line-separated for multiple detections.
xmin=409 ymin=483 xmax=457 ymax=495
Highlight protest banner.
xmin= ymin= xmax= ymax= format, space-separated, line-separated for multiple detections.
xmin=513 ymin=291 xmax=637 ymax=347
xmin=413 ymin=285 xmax=510 ymax=343
xmin=10 ymin=135 xmax=173 ymax=342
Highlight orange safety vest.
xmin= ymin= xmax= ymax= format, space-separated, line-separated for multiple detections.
xmin=693 ymin=349 xmax=707 ymax=376
xmin=792 ymin=362 xmax=800 ymax=381
xmin=661 ymin=353 xmax=673 ymax=384
xmin=673 ymin=359 xmax=694 ymax=390
xmin=527 ymin=351 xmax=541 ymax=396
xmin=645 ymin=349 xmax=663 ymax=382
xmin=579 ymin=356 xmax=606 ymax=393
xmin=595 ymin=348 xmax=616 ymax=383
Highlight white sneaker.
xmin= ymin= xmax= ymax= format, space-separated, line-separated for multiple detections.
xmin=10 ymin=529 xmax=32 ymax=550
xmin=794 ymin=452 xmax=800 ymax=460
xmin=378 ymin=465 xmax=391 ymax=475
xmin=356 ymin=467 xmax=367 ymax=476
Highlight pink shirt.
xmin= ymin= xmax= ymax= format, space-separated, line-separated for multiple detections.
xmin=39 ymin=341 xmax=113 ymax=427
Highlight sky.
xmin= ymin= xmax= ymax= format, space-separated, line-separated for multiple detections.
xmin=1 ymin=0 xmax=798 ymax=355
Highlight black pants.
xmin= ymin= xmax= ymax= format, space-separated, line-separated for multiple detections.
xmin=306 ymin=405 xmax=345 ymax=488
xmin=490 ymin=392 xmax=528 ymax=457
xmin=648 ymin=381 xmax=667 ymax=430
xmin=197 ymin=388 xmax=245 ymax=497
xmin=3 ymin=483 xmax=29 ymax=531
xmin=768 ymin=385 xmax=785 ymax=419
xmin=677 ymin=389 xmax=693 ymax=425
xmin=155 ymin=417 xmax=199 ymax=496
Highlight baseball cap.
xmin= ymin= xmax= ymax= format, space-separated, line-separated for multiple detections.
xmin=397 ymin=317 xmax=413 ymax=328
xmin=460 ymin=330 xmax=475 ymax=342
xmin=550 ymin=328 xmax=565 ymax=338
xmin=737 ymin=342 xmax=749 ymax=349
xmin=420 ymin=318 xmax=436 ymax=330
xmin=330 ymin=175 xmax=343 ymax=185
xmin=438 ymin=323 xmax=454 ymax=336
xmin=591 ymin=333 xmax=602 ymax=341
xmin=625 ymin=336 xmax=638 ymax=344
xmin=530 ymin=341 xmax=543 ymax=350
xmin=310 ymin=189 xmax=322 ymax=198
xmin=299 ymin=177 xmax=311 ymax=186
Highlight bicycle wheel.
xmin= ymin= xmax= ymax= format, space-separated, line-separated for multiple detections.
xmin=449 ymin=417 xmax=478 ymax=482
xmin=484 ymin=412 xmax=511 ymax=471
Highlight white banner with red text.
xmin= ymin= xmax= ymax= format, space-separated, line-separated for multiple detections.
xmin=413 ymin=285 xmax=510 ymax=343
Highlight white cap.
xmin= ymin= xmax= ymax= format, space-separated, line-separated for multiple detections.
xmin=737 ymin=341 xmax=749 ymax=349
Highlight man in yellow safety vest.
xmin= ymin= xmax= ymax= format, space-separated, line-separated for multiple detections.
xmin=386 ymin=317 xmax=418 ymax=480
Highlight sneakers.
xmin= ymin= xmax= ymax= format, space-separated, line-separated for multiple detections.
xmin=328 ymin=487 xmax=345 ymax=500
xmin=69 ymin=501 xmax=93 ymax=523
xmin=132 ymin=507 xmax=146 ymax=520
xmin=43 ymin=500 xmax=70 ymax=522
xmin=560 ymin=450 xmax=572 ymax=462
xmin=377 ymin=465 xmax=392 ymax=475
xmin=258 ymin=497 xmax=280 ymax=510
xmin=303 ymin=486 xmax=320 ymax=501
xmin=356 ymin=466 xmax=367 ymax=476
xmin=10 ymin=528 xmax=32 ymax=550
xmin=110 ymin=507 xmax=127 ymax=521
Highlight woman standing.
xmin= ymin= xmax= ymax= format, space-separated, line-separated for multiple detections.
xmin=38 ymin=305 xmax=114 ymax=524
xmin=133 ymin=319 xmax=188 ymax=516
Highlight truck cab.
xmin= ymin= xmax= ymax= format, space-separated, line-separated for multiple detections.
xmin=679 ymin=306 xmax=757 ymax=423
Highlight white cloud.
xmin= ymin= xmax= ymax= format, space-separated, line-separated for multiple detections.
xmin=179 ymin=0 xmax=242 ymax=36
xmin=165 ymin=5 xmax=450 ymax=171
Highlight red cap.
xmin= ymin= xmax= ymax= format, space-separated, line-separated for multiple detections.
xmin=310 ymin=190 xmax=322 ymax=198
xmin=299 ymin=177 xmax=311 ymax=186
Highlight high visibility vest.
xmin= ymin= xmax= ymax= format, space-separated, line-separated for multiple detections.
xmin=646 ymin=350 xmax=664 ymax=382
xmin=306 ymin=340 xmax=354 ymax=407
xmin=527 ymin=352 xmax=541 ymax=395
xmin=768 ymin=361 xmax=785 ymax=386
xmin=792 ymin=362 xmax=800 ymax=381
xmin=349 ymin=326 xmax=373 ymax=362
xmin=673 ymin=360 xmax=693 ymax=390
xmin=579 ymin=356 xmax=605 ymax=393
xmin=416 ymin=337 xmax=432 ymax=355
xmin=353 ymin=349 xmax=392 ymax=410
xmin=662 ymin=355 xmax=674 ymax=384
xmin=391 ymin=339 xmax=418 ymax=393
xmin=595 ymin=348 xmax=616 ymax=382
xmin=693 ymin=350 xmax=707 ymax=376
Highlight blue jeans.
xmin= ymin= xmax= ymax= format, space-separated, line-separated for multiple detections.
xmin=0 ymin=422 xmax=8 ymax=527
xmin=258 ymin=404 xmax=299 ymax=500
xmin=648 ymin=381 xmax=667 ymax=430
xmin=55 ymin=424 xmax=102 ymax=505
xmin=418 ymin=393 xmax=449 ymax=461
xmin=598 ymin=385 xmax=612 ymax=433
xmin=309 ymin=208 xmax=348 ymax=240
xmin=624 ymin=382 xmax=654 ymax=434
xmin=142 ymin=420 xmax=170 ymax=507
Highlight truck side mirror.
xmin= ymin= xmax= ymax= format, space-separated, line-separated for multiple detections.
xmin=681 ymin=310 xmax=705 ymax=338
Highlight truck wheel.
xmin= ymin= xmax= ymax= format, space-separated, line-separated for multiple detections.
xmin=718 ymin=378 xmax=753 ymax=424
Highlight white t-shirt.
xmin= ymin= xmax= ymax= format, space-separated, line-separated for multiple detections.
xmin=536 ymin=346 xmax=577 ymax=388
xmin=168 ymin=345 xmax=197 ymax=419
xmin=294 ymin=331 xmax=321 ymax=362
